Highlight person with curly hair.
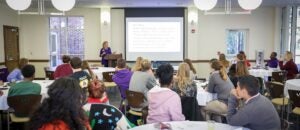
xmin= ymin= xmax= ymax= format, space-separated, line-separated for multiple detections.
xmin=29 ymin=77 xmax=91 ymax=130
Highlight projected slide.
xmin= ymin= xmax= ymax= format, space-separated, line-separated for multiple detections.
xmin=126 ymin=17 xmax=184 ymax=61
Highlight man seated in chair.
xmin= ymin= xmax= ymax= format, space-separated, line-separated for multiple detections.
xmin=8 ymin=64 xmax=41 ymax=97
xmin=227 ymin=75 xmax=280 ymax=130
xmin=70 ymin=57 xmax=91 ymax=88
xmin=53 ymin=55 xmax=73 ymax=79
xmin=147 ymin=64 xmax=185 ymax=124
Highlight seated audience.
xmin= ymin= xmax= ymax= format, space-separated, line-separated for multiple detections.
xmin=7 ymin=58 xmax=28 ymax=82
xmin=8 ymin=64 xmax=41 ymax=97
xmin=202 ymin=61 xmax=234 ymax=122
xmin=230 ymin=61 xmax=249 ymax=88
xmin=227 ymin=75 xmax=280 ymax=130
xmin=228 ymin=54 xmax=243 ymax=78
xmin=183 ymin=58 xmax=197 ymax=80
xmin=29 ymin=77 xmax=91 ymax=130
xmin=129 ymin=59 xmax=157 ymax=110
xmin=147 ymin=64 xmax=185 ymax=124
xmin=219 ymin=53 xmax=230 ymax=69
xmin=239 ymin=51 xmax=251 ymax=67
xmin=87 ymin=79 xmax=109 ymax=104
xmin=279 ymin=51 xmax=298 ymax=80
xmin=82 ymin=60 xmax=96 ymax=79
xmin=172 ymin=63 xmax=197 ymax=97
xmin=132 ymin=57 xmax=143 ymax=72
xmin=267 ymin=52 xmax=279 ymax=68
xmin=70 ymin=57 xmax=91 ymax=88
xmin=112 ymin=58 xmax=133 ymax=99
xmin=53 ymin=55 xmax=73 ymax=79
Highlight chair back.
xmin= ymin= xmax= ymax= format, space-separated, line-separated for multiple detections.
xmin=126 ymin=90 xmax=145 ymax=108
xmin=44 ymin=67 xmax=54 ymax=80
xmin=181 ymin=96 xmax=203 ymax=121
xmin=265 ymin=82 xmax=284 ymax=99
xmin=102 ymin=71 xmax=115 ymax=82
xmin=288 ymin=90 xmax=300 ymax=107
xmin=272 ymin=71 xmax=287 ymax=83
xmin=7 ymin=94 xmax=42 ymax=117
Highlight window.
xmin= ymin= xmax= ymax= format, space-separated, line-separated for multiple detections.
xmin=49 ymin=17 xmax=84 ymax=67
xmin=295 ymin=7 xmax=300 ymax=64
xmin=226 ymin=29 xmax=248 ymax=58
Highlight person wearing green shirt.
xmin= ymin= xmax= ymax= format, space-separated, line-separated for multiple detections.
xmin=8 ymin=64 xmax=41 ymax=97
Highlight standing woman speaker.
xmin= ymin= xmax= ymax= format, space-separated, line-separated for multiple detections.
xmin=99 ymin=41 xmax=112 ymax=67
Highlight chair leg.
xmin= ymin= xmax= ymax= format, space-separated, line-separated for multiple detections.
xmin=7 ymin=111 xmax=9 ymax=130
xmin=297 ymin=115 xmax=299 ymax=130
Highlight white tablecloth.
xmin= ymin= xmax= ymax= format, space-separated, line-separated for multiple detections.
xmin=284 ymin=79 xmax=300 ymax=96
xmin=195 ymin=81 xmax=217 ymax=106
xmin=249 ymin=69 xmax=277 ymax=79
xmin=92 ymin=67 xmax=116 ymax=80
xmin=0 ymin=80 xmax=53 ymax=110
xmin=130 ymin=121 xmax=249 ymax=130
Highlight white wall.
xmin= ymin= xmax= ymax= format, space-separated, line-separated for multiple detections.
xmin=0 ymin=6 xmax=279 ymax=78
xmin=18 ymin=8 xmax=101 ymax=77
xmin=19 ymin=8 xmax=101 ymax=60
xmin=0 ymin=5 xmax=18 ymax=63
xmin=196 ymin=7 xmax=276 ymax=78
xmin=110 ymin=7 xmax=277 ymax=78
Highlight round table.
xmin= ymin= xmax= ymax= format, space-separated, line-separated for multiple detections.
xmin=92 ymin=67 xmax=116 ymax=80
xmin=0 ymin=80 xmax=53 ymax=110
xmin=249 ymin=69 xmax=277 ymax=79
xmin=130 ymin=121 xmax=249 ymax=130
xmin=195 ymin=81 xmax=217 ymax=106
xmin=284 ymin=79 xmax=300 ymax=96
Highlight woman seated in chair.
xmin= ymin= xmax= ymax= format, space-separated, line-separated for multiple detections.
xmin=7 ymin=58 xmax=28 ymax=82
xmin=279 ymin=51 xmax=298 ymax=80
xmin=229 ymin=61 xmax=249 ymax=88
xmin=82 ymin=60 xmax=97 ymax=80
xmin=29 ymin=77 xmax=91 ymax=130
xmin=87 ymin=79 xmax=109 ymax=104
xmin=147 ymin=64 xmax=185 ymax=124
xmin=172 ymin=63 xmax=197 ymax=97
xmin=202 ymin=61 xmax=234 ymax=122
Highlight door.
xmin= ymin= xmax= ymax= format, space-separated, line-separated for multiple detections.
xmin=3 ymin=26 xmax=20 ymax=72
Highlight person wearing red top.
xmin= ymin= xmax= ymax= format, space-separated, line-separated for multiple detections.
xmin=239 ymin=51 xmax=251 ymax=67
xmin=87 ymin=79 xmax=109 ymax=104
xmin=29 ymin=77 xmax=91 ymax=130
xmin=53 ymin=55 xmax=73 ymax=79
xmin=279 ymin=51 xmax=299 ymax=80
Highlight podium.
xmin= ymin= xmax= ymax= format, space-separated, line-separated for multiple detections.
xmin=104 ymin=54 xmax=122 ymax=67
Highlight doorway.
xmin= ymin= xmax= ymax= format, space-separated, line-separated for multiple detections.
xmin=3 ymin=25 xmax=20 ymax=72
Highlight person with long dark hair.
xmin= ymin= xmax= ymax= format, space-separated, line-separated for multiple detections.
xmin=29 ymin=77 xmax=91 ymax=130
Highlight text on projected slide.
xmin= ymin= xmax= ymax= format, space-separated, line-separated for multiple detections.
xmin=128 ymin=22 xmax=181 ymax=52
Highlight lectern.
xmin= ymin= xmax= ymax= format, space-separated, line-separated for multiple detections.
xmin=104 ymin=54 xmax=122 ymax=67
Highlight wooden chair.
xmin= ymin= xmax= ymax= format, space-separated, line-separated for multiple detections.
xmin=272 ymin=71 xmax=287 ymax=84
xmin=43 ymin=67 xmax=54 ymax=80
xmin=7 ymin=94 xmax=42 ymax=130
xmin=265 ymin=82 xmax=289 ymax=119
xmin=125 ymin=90 xmax=147 ymax=125
xmin=102 ymin=71 xmax=116 ymax=88
xmin=288 ymin=90 xmax=300 ymax=129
